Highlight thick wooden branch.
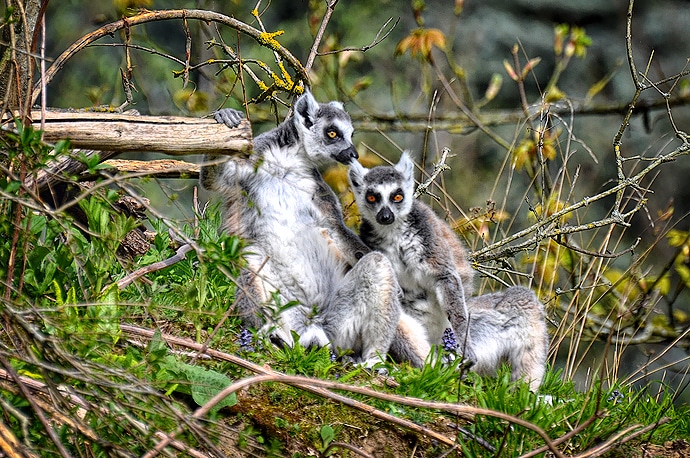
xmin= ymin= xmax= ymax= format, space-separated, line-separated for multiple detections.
xmin=3 ymin=110 xmax=252 ymax=155
xmin=100 ymin=159 xmax=199 ymax=179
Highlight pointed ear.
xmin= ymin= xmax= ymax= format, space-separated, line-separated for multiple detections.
xmin=396 ymin=151 xmax=415 ymax=183
xmin=293 ymin=91 xmax=319 ymax=129
xmin=348 ymin=160 xmax=366 ymax=191
xmin=327 ymin=100 xmax=344 ymax=110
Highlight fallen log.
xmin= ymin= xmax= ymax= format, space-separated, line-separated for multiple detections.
xmin=2 ymin=109 xmax=252 ymax=156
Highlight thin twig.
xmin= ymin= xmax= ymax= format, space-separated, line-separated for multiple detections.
xmin=572 ymin=418 xmax=671 ymax=458
xmin=316 ymin=17 xmax=399 ymax=55
xmin=304 ymin=0 xmax=338 ymax=76
xmin=322 ymin=441 xmax=375 ymax=458
xmin=31 ymin=9 xmax=308 ymax=105
xmin=113 ymin=243 xmax=193 ymax=291
xmin=414 ymin=146 xmax=450 ymax=199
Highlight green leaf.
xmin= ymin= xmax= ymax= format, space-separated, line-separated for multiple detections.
xmin=148 ymin=329 xmax=168 ymax=357
xmin=185 ymin=364 xmax=236 ymax=412
xmin=667 ymin=229 xmax=689 ymax=247
xmin=320 ymin=425 xmax=335 ymax=446
xmin=4 ymin=180 xmax=21 ymax=193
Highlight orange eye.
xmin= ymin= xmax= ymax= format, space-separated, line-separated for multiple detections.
xmin=392 ymin=194 xmax=404 ymax=203
xmin=366 ymin=194 xmax=377 ymax=203
xmin=327 ymin=130 xmax=338 ymax=139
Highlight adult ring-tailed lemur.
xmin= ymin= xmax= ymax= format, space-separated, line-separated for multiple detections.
xmin=349 ymin=152 xmax=549 ymax=390
xmin=201 ymin=91 xmax=402 ymax=367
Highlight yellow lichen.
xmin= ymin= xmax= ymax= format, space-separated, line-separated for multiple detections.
xmin=278 ymin=61 xmax=293 ymax=88
xmin=257 ymin=30 xmax=284 ymax=50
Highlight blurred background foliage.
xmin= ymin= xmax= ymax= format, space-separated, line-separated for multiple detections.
xmin=33 ymin=0 xmax=690 ymax=401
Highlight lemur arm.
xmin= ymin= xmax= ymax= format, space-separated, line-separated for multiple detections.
xmin=202 ymin=108 xmax=261 ymax=192
xmin=312 ymin=170 xmax=371 ymax=266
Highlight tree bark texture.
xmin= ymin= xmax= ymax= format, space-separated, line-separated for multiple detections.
xmin=3 ymin=109 xmax=253 ymax=155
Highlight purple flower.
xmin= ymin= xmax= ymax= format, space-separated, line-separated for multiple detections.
xmin=442 ymin=327 xmax=457 ymax=354
xmin=238 ymin=328 xmax=255 ymax=353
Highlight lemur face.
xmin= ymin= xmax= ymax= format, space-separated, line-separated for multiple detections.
xmin=349 ymin=152 xmax=416 ymax=227
xmin=294 ymin=92 xmax=358 ymax=166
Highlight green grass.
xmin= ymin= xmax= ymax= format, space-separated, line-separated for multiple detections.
xmin=1 ymin=123 xmax=688 ymax=457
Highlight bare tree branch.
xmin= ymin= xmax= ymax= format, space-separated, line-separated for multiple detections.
xmin=30 ymin=9 xmax=309 ymax=106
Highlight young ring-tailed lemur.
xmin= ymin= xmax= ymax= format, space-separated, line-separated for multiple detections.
xmin=201 ymin=91 xmax=402 ymax=367
xmin=349 ymin=152 xmax=549 ymax=390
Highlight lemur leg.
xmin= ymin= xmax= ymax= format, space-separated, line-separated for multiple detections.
xmin=436 ymin=275 xmax=477 ymax=364
xmin=389 ymin=311 xmax=432 ymax=368
xmin=323 ymin=252 xmax=401 ymax=367
xmin=467 ymin=286 xmax=548 ymax=390
xmin=233 ymin=258 xmax=298 ymax=348
xmin=504 ymin=286 xmax=548 ymax=391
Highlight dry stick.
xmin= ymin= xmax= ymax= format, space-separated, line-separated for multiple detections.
xmin=0 ymin=355 xmax=72 ymax=458
xmin=612 ymin=0 xmax=644 ymax=216
xmin=414 ymin=146 xmax=450 ymax=199
xmin=30 ymin=9 xmax=308 ymax=106
xmin=114 ymin=243 xmax=193 ymax=291
xmin=323 ymin=442 xmax=375 ymax=458
xmin=123 ymin=325 xmax=566 ymax=458
xmin=0 ymin=369 xmax=211 ymax=458
xmin=572 ymin=418 xmax=670 ymax=458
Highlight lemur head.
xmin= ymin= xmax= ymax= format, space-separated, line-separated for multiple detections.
xmin=349 ymin=152 xmax=416 ymax=226
xmin=293 ymin=91 xmax=358 ymax=166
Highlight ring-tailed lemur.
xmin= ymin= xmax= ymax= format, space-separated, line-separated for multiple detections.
xmin=201 ymin=91 xmax=401 ymax=367
xmin=348 ymin=152 xmax=549 ymax=390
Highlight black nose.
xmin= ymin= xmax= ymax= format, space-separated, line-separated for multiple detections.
xmin=346 ymin=145 xmax=359 ymax=160
xmin=376 ymin=207 xmax=394 ymax=225
xmin=334 ymin=145 xmax=359 ymax=164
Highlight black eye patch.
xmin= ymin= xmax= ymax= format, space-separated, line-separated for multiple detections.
xmin=365 ymin=191 xmax=379 ymax=204
xmin=324 ymin=125 xmax=341 ymax=141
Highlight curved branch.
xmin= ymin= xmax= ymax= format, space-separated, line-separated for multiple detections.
xmin=31 ymin=9 xmax=307 ymax=105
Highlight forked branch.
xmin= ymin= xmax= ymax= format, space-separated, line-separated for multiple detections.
xmin=31 ymin=9 xmax=308 ymax=106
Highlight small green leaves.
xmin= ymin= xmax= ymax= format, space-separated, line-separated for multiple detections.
xmin=554 ymin=24 xmax=592 ymax=59
xmin=319 ymin=425 xmax=336 ymax=455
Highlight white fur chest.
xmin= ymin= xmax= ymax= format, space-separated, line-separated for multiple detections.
xmin=378 ymin=221 xmax=434 ymax=293
xmin=248 ymin=145 xmax=323 ymax=231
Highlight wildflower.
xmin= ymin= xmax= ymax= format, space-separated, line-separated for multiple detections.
xmin=442 ymin=327 xmax=458 ymax=354
xmin=238 ymin=328 xmax=255 ymax=353
xmin=607 ymin=389 xmax=625 ymax=404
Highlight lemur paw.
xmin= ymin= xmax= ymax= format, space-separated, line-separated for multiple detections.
xmin=298 ymin=325 xmax=330 ymax=349
xmin=214 ymin=108 xmax=245 ymax=129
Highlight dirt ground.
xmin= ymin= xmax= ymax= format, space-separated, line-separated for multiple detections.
xmin=636 ymin=440 xmax=690 ymax=458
